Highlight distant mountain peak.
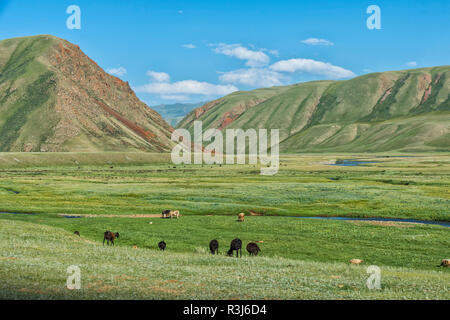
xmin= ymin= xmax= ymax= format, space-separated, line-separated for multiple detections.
xmin=152 ymin=101 xmax=208 ymax=127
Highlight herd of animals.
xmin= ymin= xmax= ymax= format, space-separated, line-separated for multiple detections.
xmin=73 ymin=211 xmax=261 ymax=257
xmin=73 ymin=211 xmax=450 ymax=266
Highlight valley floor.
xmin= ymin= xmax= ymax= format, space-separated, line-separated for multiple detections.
xmin=0 ymin=153 xmax=448 ymax=299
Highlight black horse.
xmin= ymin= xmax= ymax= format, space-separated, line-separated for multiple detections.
xmin=209 ymin=239 xmax=219 ymax=255
xmin=158 ymin=241 xmax=167 ymax=251
xmin=227 ymin=238 xmax=242 ymax=258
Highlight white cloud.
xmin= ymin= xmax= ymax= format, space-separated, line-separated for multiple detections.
xmin=107 ymin=67 xmax=127 ymax=77
xmin=160 ymin=95 xmax=191 ymax=101
xmin=136 ymin=80 xmax=237 ymax=96
xmin=406 ymin=61 xmax=417 ymax=67
xmin=248 ymin=44 xmax=279 ymax=57
xmin=213 ymin=43 xmax=270 ymax=67
xmin=266 ymin=49 xmax=279 ymax=57
xmin=146 ymin=70 xmax=171 ymax=83
xmin=301 ymin=38 xmax=334 ymax=46
xmin=182 ymin=44 xmax=196 ymax=49
xmin=135 ymin=71 xmax=238 ymax=101
xmin=219 ymin=68 xmax=285 ymax=87
xmin=270 ymin=58 xmax=356 ymax=79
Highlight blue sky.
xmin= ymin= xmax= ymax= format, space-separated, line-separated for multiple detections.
xmin=0 ymin=0 xmax=449 ymax=105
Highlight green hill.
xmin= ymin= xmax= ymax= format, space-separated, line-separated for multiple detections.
xmin=0 ymin=35 xmax=174 ymax=152
xmin=178 ymin=67 xmax=450 ymax=152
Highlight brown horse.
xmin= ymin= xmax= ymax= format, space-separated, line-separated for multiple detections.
xmin=103 ymin=231 xmax=120 ymax=246
xmin=246 ymin=242 xmax=261 ymax=256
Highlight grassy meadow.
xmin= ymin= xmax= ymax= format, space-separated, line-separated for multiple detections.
xmin=0 ymin=152 xmax=449 ymax=299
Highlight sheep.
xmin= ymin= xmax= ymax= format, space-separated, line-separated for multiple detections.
xmin=349 ymin=259 xmax=364 ymax=265
xmin=227 ymin=238 xmax=242 ymax=258
xmin=158 ymin=241 xmax=166 ymax=251
xmin=170 ymin=210 xmax=180 ymax=219
xmin=74 ymin=231 xmax=80 ymax=236
xmin=246 ymin=242 xmax=261 ymax=256
xmin=103 ymin=231 xmax=119 ymax=246
xmin=237 ymin=213 xmax=245 ymax=222
xmin=440 ymin=259 xmax=450 ymax=267
xmin=209 ymin=239 xmax=219 ymax=255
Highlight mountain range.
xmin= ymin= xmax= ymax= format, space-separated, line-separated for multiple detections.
xmin=178 ymin=66 xmax=450 ymax=152
xmin=152 ymin=101 xmax=206 ymax=127
xmin=0 ymin=35 xmax=448 ymax=153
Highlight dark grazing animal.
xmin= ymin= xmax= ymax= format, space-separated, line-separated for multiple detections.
xmin=209 ymin=239 xmax=219 ymax=255
xmin=103 ymin=231 xmax=119 ymax=246
xmin=74 ymin=231 xmax=80 ymax=236
xmin=158 ymin=241 xmax=167 ymax=251
xmin=246 ymin=242 xmax=261 ymax=256
xmin=227 ymin=238 xmax=242 ymax=257
xmin=162 ymin=210 xmax=171 ymax=218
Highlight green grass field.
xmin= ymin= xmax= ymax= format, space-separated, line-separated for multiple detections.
xmin=0 ymin=153 xmax=449 ymax=299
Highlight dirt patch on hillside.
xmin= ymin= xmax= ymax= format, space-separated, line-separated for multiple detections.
xmin=380 ymin=88 xmax=393 ymax=103
xmin=216 ymin=98 xmax=267 ymax=130
xmin=195 ymin=99 xmax=222 ymax=118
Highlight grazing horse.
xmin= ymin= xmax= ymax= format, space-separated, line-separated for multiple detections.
xmin=158 ymin=241 xmax=167 ymax=251
xmin=227 ymin=238 xmax=242 ymax=258
xmin=162 ymin=210 xmax=171 ymax=218
xmin=246 ymin=242 xmax=261 ymax=256
xmin=162 ymin=210 xmax=180 ymax=219
xmin=209 ymin=239 xmax=219 ymax=255
xmin=237 ymin=213 xmax=245 ymax=222
xmin=103 ymin=231 xmax=119 ymax=246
